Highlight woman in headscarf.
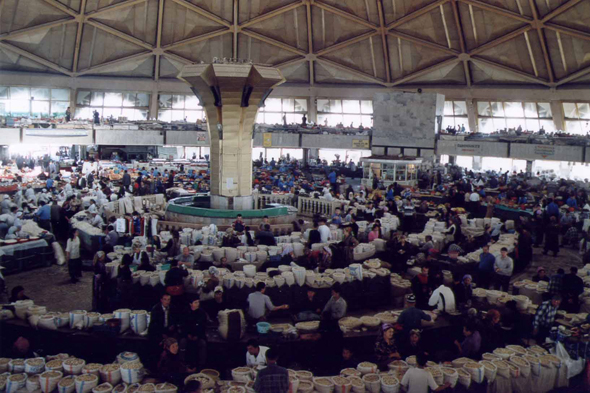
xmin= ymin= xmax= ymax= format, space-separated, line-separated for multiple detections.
xmin=341 ymin=226 xmax=359 ymax=266
xmin=221 ymin=228 xmax=241 ymax=248
xmin=162 ymin=229 xmax=181 ymax=258
xmin=92 ymin=251 xmax=108 ymax=312
xmin=375 ymin=323 xmax=401 ymax=370
xmin=400 ymin=329 xmax=428 ymax=358
xmin=157 ymin=337 xmax=195 ymax=385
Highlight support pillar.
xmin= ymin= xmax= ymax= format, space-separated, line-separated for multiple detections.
xmin=466 ymin=99 xmax=477 ymax=132
xmin=526 ymin=160 xmax=533 ymax=178
xmin=473 ymin=156 xmax=482 ymax=171
xmin=550 ymin=100 xmax=565 ymax=131
xmin=449 ymin=155 xmax=456 ymax=165
xmin=179 ymin=63 xmax=285 ymax=210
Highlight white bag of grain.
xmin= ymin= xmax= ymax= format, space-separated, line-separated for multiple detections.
xmin=25 ymin=357 xmax=46 ymax=374
xmin=463 ymin=362 xmax=485 ymax=384
xmin=63 ymin=359 xmax=86 ymax=376
xmin=154 ymin=383 xmax=177 ymax=393
xmin=92 ymin=382 xmax=113 ymax=393
xmin=130 ymin=311 xmax=148 ymax=335
xmin=114 ymin=309 xmax=131 ymax=333
xmin=57 ymin=376 xmax=76 ymax=393
xmin=100 ymin=364 xmax=121 ymax=386
xmin=75 ymin=374 xmax=98 ymax=393
xmin=9 ymin=358 xmax=25 ymax=373
xmin=69 ymin=311 xmax=87 ymax=329
xmin=26 ymin=374 xmax=40 ymax=392
xmin=82 ymin=364 xmax=102 ymax=377
xmin=441 ymin=367 xmax=458 ymax=388
xmin=7 ymin=373 xmax=27 ymax=393
xmin=40 ymin=370 xmax=63 ymax=393
xmin=380 ymin=374 xmax=399 ymax=393
xmin=119 ymin=362 xmax=143 ymax=384
xmin=456 ymin=368 xmax=471 ymax=389
xmin=361 ymin=373 xmax=380 ymax=393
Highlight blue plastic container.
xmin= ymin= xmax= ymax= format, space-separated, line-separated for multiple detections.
xmin=256 ymin=322 xmax=271 ymax=334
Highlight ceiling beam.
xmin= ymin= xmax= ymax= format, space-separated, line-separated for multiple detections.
xmin=391 ymin=58 xmax=460 ymax=86
xmin=241 ymin=29 xmax=307 ymax=56
xmin=233 ymin=0 xmax=238 ymax=59
xmin=0 ymin=41 xmax=74 ymax=76
xmin=313 ymin=0 xmax=379 ymax=30
xmin=154 ymin=0 xmax=164 ymax=81
xmin=545 ymin=23 xmax=590 ymax=43
xmin=162 ymin=52 xmax=194 ymax=65
xmin=556 ymin=64 xmax=590 ymax=86
xmin=240 ymin=1 xmax=304 ymax=29
xmin=457 ymin=0 xmax=532 ymax=23
xmin=377 ymin=0 xmax=391 ymax=83
xmin=306 ymin=1 xmax=314 ymax=85
xmin=541 ymin=0 xmax=583 ymax=23
xmin=162 ymin=29 xmax=231 ymax=51
xmin=274 ymin=57 xmax=308 ymax=69
xmin=316 ymin=31 xmax=379 ymax=56
xmin=471 ymin=57 xmax=551 ymax=86
xmin=388 ymin=31 xmax=460 ymax=55
xmin=316 ymin=58 xmax=386 ymax=85
xmin=85 ymin=0 xmax=148 ymax=19
xmin=469 ymin=25 xmax=532 ymax=55
xmin=387 ymin=0 xmax=449 ymax=30
xmin=72 ymin=0 xmax=87 ymax=73
xmin=528 ymin=0 xmax=554 ymax=83
xmin=76 ymin=52 xmax=153 ymax=75
xmin=0 ymin=18 xmax=75 ymax=41
xmin=439 ymin=4 xmax=452 ymax=49
xmin=169 ymin=0 xmax=232 ymax=28
xmin=86 ymin=20 xmax=154 ymax=50
xmin=449 ymin=0 xmax=470 ymax=86
xmin=40 ymin=0 xmax=78 ymax=17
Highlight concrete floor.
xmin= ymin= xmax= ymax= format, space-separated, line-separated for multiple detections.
xmin=3 ymin=239 xmax=582 ymax=314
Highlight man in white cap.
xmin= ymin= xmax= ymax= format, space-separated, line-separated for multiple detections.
xmin=5 ymin=221 xmax=24 ymax=239
xmin=1 ymin=195 xmax=11 ymax=214
xmin=24 ymin=184 xmax=35 ymax=201
xmin=90 ymin=211 xmax=104 ymax=228
xmin=37 ymin=189 xmax=50 ymax=205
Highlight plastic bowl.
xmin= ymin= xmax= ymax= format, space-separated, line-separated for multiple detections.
xmin=256 ymin=322 xmax=271 ymax=334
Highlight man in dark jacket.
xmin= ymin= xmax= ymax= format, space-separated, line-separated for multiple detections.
xmin=148 ymin=293 xmax=176 ymax=343
xmin=562 ymin=266 xmax=584 ymax=313
xmin=256 ymin=224 xmax=276 ymax=246
xmin=180 ymin=295 xmax=208 ymax=368
xmin=122 ymin=170 xmax=131 ymax=190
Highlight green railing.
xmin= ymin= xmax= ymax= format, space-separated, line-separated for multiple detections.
xmin=166 ymin=196 xmax=288 ymax=218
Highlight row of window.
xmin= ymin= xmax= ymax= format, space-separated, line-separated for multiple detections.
xmin=0 ymin=86 xmax=588 ymax=135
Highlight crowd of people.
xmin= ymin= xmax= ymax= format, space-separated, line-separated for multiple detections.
xmin=2 ymin=152 xmax=590 ymax=392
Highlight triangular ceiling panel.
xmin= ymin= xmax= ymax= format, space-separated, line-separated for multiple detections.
xmin=85 ymin=0 xmax=132 ymax=13
xmin=238 ymin=0 xmax=300 ymax=24
xmin=546 ymin=30 xmax=590 ymax=80
xmin=475 ymin=33 xmax=548 ymax=79
xmin=387 ymin=37 xmax=456 ymax=80
xmin=158 ymin=56 xmax=184 ymax=79
xmin=322 ymin=36 xmax=386 ymax=80
xmin=77 ymin=25 xmax=148 ymax=70
xmin=279 ymin=61 xmax=309 ymax=83
xmin=186 ymin=0 xmax=233 ymax=22
xmin=92 ymin=0 xmax=159 ymax=45
xmin=382 ymin=0 xmax=439 ymax=25
xmin=0 ymin=0 xmax=72 ymax=35
xmin=564 ymin=71 xmax=590 ymax=84
xmin=314 ymin=61 xmax=381 ymax=85
xmin=458 ymin=2 xmax=528 ymax=51
xmin=86 ymin=55 xmax=154 ymax=77
xmin=404 ymin=61 xmax=466 ymax=85
xmin=470 ymin=60 xmax=537 ymax=84
xmin=533 ymin=0 xmax=570 ymax=19
xmin=238 ymin=35 xmax=300 ymax=66
xmin=5 ymin=23 xmax=77 ymax=70
xmin=246 ymin=6 xmax=308 ymax=53
xmin=317 ymin=0 xmax=379 ymax=25
xmin=160 ymin=0 xmax=227 ymax=47
xmin=0 ymin=45 xmax=60 ymax=73
xmin=395 ymin=3 xmax=459 ymax=50
xmin=550 ymin=1 xmax=590 ymax=35
xmin=311 ymin=6 xmax=373 ymax=52
xmin=56 ymin=0 xmax=82 ymax=12
xmin=477 ymin=0 xmax=532 ymax=17
xmin=168 ymin=34 xmax=232 ymax=63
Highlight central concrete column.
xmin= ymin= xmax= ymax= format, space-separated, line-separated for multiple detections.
xmin=179 ymin=63 xmax=285 ymax=210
